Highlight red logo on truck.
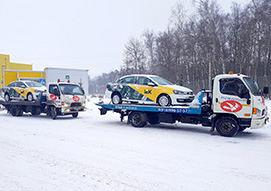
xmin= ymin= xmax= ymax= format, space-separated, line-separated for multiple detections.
xmin=73 ymin=96 xmax=80 ymax=102
xmin=221 ymin=100 xmax=242 ymax=112
xmin=50 ymin=94 xmax=57 ymax=100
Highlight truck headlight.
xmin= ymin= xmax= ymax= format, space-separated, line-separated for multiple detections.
xmin=64 ymin=103 xmax=69 ymax=107
xmin=173 ymin=90 xmax=185 ymax=95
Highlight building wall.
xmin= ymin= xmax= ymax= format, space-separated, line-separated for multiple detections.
xmin=0 ymin=54 xmax=33 ymax=87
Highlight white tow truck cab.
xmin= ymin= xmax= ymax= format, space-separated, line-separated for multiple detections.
xmin=97 ymin=72 xmax=269 ymax=137
xmin=46 ymin=80 xmax=87 ymax=119
xmin=211 ymin=73 xmax=268 ymax=132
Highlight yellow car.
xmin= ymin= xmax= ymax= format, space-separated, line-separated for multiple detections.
xmin=105 ymin=74 xmax=194 ymax=106
xmin=4 ymin=80 xmax=46 ymax=101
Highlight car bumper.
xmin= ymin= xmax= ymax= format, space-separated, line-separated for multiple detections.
xmin=170 ymin=94 xmax=194 ymax=105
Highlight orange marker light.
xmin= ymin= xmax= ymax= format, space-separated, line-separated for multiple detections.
xmin=229 ymin=71 xmax=234 ymax=75
xmin=252 ymin=108 xmax=257 ymax=114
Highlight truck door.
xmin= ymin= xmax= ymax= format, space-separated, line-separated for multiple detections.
xmin=213 ymin=78 xmax=252 ymax=118
xmin=48 ymin=84 xmax=61 ymax=107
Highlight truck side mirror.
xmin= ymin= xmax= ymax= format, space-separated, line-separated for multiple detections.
xmin=263 ymin=87 xmax=269 ymax=94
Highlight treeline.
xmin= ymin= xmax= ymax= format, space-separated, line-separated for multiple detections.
xmin=89 ymin=0 xmax=271 ymax=95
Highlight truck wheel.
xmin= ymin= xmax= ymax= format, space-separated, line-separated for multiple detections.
xmin=157 ymin=94 xmax=171 ymax=106
xmin=72 ymin=112 xmax=78 ymax=118
xmin=129 ymin=112 xmax=147 ymax=127
xmin=27 ymin=93 xmax=34 ymax=101
xmin=50 ymin=106 xmax=57 ymax=120
xmin=10 ymin=105 xmax=23 ymax=116
xmin=215 ymin=116 xmax=239 ymax=137
xmin=112 ymin=92 xmax=122 ymax=104
xmin=4 ymin=93 xmax=10 ymax=101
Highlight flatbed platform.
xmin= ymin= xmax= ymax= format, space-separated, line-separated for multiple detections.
xmin=97 ymin=91 xmax=205 ymax=115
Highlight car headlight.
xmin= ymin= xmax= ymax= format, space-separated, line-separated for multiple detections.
xmin=34 ymin=90 xmax=42 ymax=93
xmin=173 ymin=90 xmax=185 ymax=95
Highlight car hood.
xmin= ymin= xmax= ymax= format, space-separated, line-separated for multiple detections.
xmin=163 ymin=84 xmax=193 ymax=92
xmin=33 ymin=86 xmax=47 ymax=91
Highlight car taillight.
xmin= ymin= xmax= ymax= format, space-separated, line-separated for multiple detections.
xmin=106 ymin=85 xmax=108 ymax=89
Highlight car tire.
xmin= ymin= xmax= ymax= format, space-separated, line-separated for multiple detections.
xmin=27 ymin=93 xmax=34 ymax=101
xmin=4 ymin=93 xmax=10 ymax=101
xmin=157 ymin=94 xmax=171 ymax=106
xmin=112 ymin=92 xmax=122 ymax=104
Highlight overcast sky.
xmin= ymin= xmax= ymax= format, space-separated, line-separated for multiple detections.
xmin=0 ymin=0 xmax=250 ymax=78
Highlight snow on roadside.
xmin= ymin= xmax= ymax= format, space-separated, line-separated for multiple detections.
xmin=0 ymin=98 xmax=271 ymax=191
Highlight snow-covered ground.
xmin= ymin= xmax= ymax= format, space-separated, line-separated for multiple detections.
xmin=1 ymin=98 xmax=271 ymax=191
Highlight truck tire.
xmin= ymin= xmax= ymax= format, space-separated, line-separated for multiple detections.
xmin=215 ymin=116 xmax=239 ymax=137
xmin=9 ymin=105 xmax=23 ymax=117
xmin=129 ymin=112 xmax=147 ymax=127
xmin=50 ymin=106 xmax=57 ymax=120
xmin=72 ymin=112 xmax=78 ymax=118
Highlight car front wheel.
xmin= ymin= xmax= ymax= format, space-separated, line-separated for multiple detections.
xmin=27 ymin=93 xmax=34 ymax=101
xmin=157 ymin=94 xmax=171 ymax=106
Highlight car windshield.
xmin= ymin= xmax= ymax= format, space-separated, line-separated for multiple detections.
xmin=59 ymin=84 xmax=84 ymax=95
xmin=149 ymin=76 xmax=173 ymax=85
xmin=25 ymin=81 xmax=44 ymax=87
xmin=243 ymin=77 xmax=261 ymax=96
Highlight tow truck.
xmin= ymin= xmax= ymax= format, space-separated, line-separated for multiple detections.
xmin=0 ymin=81 xmax=87 ymax=119
xmin=97 ymin=73 xmax=269 ymax=137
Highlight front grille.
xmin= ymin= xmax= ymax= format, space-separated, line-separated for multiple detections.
xmin=71 ymin=103 xmax=82 ymax=107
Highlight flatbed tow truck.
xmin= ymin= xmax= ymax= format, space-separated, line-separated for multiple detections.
xmin=0 ymin=81 xmax=87 ymax=119
xmin=97 ymin=73 xmax=269 ymax=137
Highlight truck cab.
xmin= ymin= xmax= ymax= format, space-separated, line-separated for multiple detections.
xmin=47 ymin=81 xmax=87 ymax=119
xmin=212 ymin=73 xmax=268 ymax=135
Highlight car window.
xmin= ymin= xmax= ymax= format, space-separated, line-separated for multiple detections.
xmin=122 ymin=77 xmax=135 ymax=84
xmin=138 ymin=77 xmax=152 ymax=85
xmin=150 ymin=76 xmax=173 ymax=85
xmin=17 ymin=82 xmax=26 ymax=88
xmin=7 ymin=82 xmax=15 ymax=87
xmin=25 ymin=81 xmax=44 ymax=87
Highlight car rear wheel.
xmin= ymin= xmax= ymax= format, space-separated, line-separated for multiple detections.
xmin=112 ymin=92 xmax=122 ymax=104
xmin=27 ymin=93 xmax=34 ymax=101
xmin=157 ymin=94 xmax=171 ymax=106
xmin=4 ymin=93 xmax=10 ymax=101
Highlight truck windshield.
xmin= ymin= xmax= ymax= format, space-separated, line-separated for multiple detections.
xmin=59 ymin=84 xmax=84 ymax=95
xmin=243 ymin=77 xmax=261 ymax=96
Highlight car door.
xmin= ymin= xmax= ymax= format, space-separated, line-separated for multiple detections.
xmin=16 ymin=81 xmax=28 ymax=99
xmin=117 ymin=76 xmax=137 ymax=101
xmin=133 ymin=76 xmax=159 ymax=103
xmin=7 ymin=82 xmax=22 ymax=99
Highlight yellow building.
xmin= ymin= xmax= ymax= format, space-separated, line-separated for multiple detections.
xmin=0 ymin=54 xmax=45 ymax=87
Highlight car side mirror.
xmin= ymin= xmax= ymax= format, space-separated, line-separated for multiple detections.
xmin=147 ymin=82 xmax=156 ymax=87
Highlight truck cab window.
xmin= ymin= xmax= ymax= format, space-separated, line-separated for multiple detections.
xmin=49 ymin=85 xmax=60 ymax=96
xmin=220 ymin=78 xmax=250 ymax=98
